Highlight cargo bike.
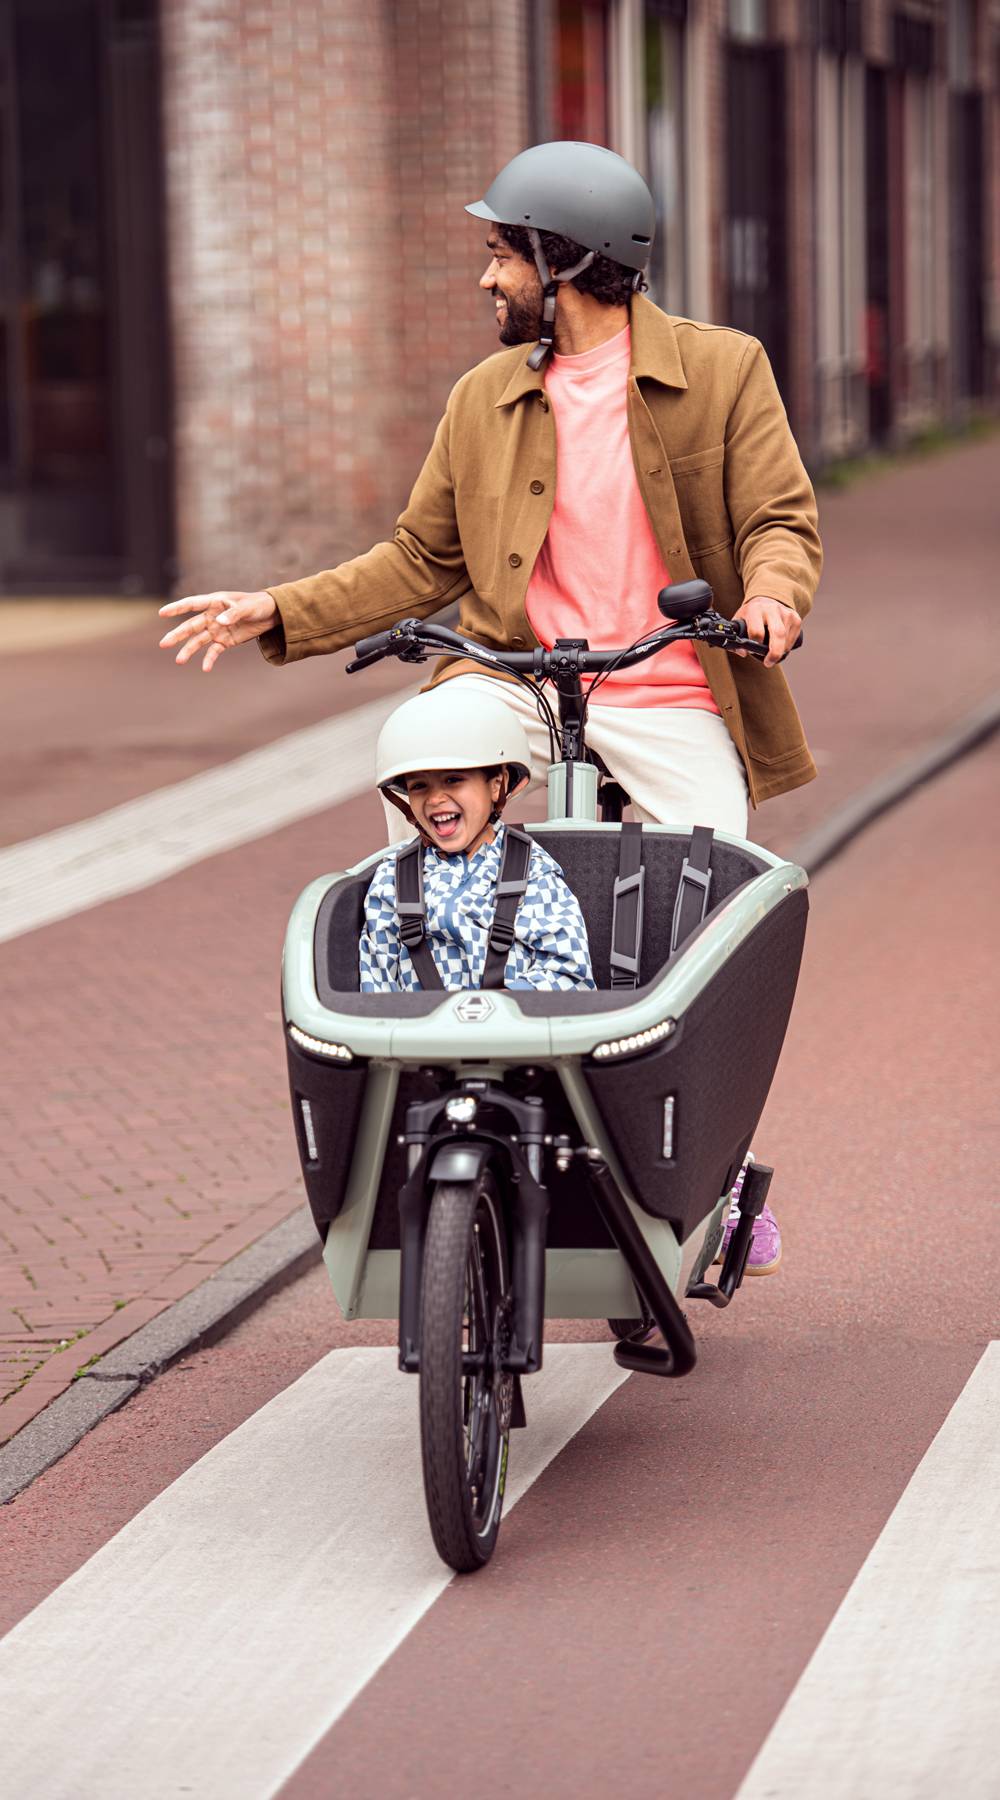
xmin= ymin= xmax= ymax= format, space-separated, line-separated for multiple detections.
xmin=281 ymin=581 xmax=808 ymax=1571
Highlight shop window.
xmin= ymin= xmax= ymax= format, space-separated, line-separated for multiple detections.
xmin=554 ymin=0 xmax=610 ymax=145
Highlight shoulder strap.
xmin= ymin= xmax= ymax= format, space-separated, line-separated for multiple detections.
xmin=394 ymin=841 xmax=445 ymax=991
xmin=482 ymin=825 xmax=533 ymax=990
xmin=670 ymin=824 xmax=714 ymax=959
xmin=609 ymin=821 xmax=645 ymax=988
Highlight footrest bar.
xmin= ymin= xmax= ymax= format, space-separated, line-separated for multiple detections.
xmin=579 ymin=1150 xmax=696 ymax=1379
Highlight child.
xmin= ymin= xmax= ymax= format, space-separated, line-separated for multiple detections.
xmin=360 ymin=687 xmax=595 ymax=993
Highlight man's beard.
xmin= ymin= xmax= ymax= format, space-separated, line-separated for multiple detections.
xmin=495 ymin=287 xmax=543 ymax=346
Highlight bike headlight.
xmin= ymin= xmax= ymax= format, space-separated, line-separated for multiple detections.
xmin=590 ymin=1017 xmax=676 ymax=1061
xmin=288 ymin=1025 xmax=354 ymax=1063
xmin=444 ymin=1094 xmax=478 ymax=1125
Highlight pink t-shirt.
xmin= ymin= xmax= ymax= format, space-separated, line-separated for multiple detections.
xmin=525 ymin=324 xmax=719 ymax=712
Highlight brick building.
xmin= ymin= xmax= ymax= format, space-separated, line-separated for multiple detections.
xmin=0 ymin=0 xmax=997 ymax=596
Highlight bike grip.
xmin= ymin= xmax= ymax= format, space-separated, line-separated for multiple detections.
xmin=731 ymin=619 xmax=804 ymax=657
xmin=353 ymin=629 xmax=392 ymax=660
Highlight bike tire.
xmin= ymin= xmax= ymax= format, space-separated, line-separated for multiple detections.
xmin=607 ymin=1313 xmax=656 ymax=1343
xmin=419 ymin=1172 xmax=512 ymax=1573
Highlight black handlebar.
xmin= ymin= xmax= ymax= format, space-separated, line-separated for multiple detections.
xmin=345 ymin=598 xmax=802 ymax=678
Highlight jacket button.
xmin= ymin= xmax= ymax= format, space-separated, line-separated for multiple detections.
xmin=511 ymin=634 xmax=526 ymax=647
xmin=530 ymin=480 xmax=544 ymax=494
xmin=508 ymin=552 xmax=522 ymax=568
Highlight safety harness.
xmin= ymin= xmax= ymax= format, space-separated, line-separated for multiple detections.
xmin=610 ymin=821 xmax=645 ymax=988
xmin=394 ymin=821 xmax=715 ymax=993
xmin=610 ymin=822 xmax=716 ymax=988
xmin=394 ymin=826 xmax=534 ymax=991
xmin=670 ymin=824 xmax=715 ymax=960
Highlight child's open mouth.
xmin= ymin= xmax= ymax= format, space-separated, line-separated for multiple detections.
xmin=429 ymin=809 xmax=462 ymax=841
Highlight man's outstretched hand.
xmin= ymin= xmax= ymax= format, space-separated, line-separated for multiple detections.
xmin=732 ymin=597 xmax=802 ymax=668
xmin=158 ymin=590 xmax=278 ymax=673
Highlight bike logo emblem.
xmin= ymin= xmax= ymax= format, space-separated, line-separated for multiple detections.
xmin=455 ymin=994 xmax=495 ymax=1023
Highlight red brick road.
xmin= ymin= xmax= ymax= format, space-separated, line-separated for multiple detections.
xmin=1 ymin=437 xmax=998 ymax=1443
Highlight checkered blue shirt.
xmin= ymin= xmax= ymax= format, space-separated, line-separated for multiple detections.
xmin=359 ymin=824 xmax=595 ymax=993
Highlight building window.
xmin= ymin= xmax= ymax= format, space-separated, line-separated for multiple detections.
xmin=554 ymin=1 xmax=610 ymax=144
xmin=816 ymin=49 xmax=867 ymax=453
xmin=947 ymin=0 xmax=974 ymax=88
xmin=645 ymin=5 xmax=687 ymax=312
xmin=902 ymin=66 xmax=937 ymax=414
xmin=728 ymin=0 xmax=767 ymax=43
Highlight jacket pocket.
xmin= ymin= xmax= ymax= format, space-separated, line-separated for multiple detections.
xmin=455 ymin=491 xmax=500 ymax=599
xmin=669 ymin=445 xmax=732 ymax=556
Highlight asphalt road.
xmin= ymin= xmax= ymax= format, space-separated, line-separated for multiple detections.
xmin=1 ymin=735 xmax=997 ymax=1798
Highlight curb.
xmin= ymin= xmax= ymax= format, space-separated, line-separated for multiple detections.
xmin=2 ymin=691 xmax=998 ymax=1505
xmin=0 ymin=1209 xmax=320 ymax=1506
xmin=787 ymin=691 xmax=1000 ymax=874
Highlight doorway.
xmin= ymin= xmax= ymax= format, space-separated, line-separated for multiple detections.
xmin=0 ymin=0 xmax=172 ymax=592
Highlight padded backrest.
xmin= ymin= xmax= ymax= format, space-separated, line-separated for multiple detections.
xmin=529 ymin=827 xmax=767 ymax=989
xmin=316 ymin=828 xmax=769 ymax=996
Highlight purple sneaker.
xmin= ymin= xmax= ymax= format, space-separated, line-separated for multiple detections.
xmin=714 ymin=1159 xmax=782 ymax=1276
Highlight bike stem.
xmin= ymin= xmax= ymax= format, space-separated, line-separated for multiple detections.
xmin=547 ymin=639 xmax=600 ymax=823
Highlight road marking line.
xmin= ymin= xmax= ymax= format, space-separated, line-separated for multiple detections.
xmin=0 ymin=1343 xmax=628 ymax=1798
xmin=736 ymin=1340 xmax=1000 ymax=1799
xmin=0 ymin=687 xmax=418 ymax=945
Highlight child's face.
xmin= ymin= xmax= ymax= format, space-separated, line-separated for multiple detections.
xmin=404 ymin=768 xmax=503 ymax=855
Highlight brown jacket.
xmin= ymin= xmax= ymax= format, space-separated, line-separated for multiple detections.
xmin=262 ymin=294 xmax=822 ymax=805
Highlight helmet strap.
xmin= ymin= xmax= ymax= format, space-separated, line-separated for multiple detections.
xmin=525 ymin=228 xmax=596 ymax=370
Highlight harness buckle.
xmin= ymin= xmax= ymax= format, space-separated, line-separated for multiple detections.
xmin=488 ymin=916 xmax=517 ymax=954
xmin=396 ymin=901 xmax=426 ymax=949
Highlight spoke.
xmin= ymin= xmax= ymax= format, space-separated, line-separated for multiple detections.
xmin=470 ymin=1229 xmax=490 ymax=1342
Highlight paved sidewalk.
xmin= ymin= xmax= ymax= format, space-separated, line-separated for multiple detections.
xmin=1 ymin=437 xmax=998 ymax=1444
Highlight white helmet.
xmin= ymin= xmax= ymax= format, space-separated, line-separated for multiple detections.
xmin=375 ymin=685 xmax=532 ymax=800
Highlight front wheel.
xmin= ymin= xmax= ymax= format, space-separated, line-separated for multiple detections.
xmin=419 ymin=1170 xmax=513 ymax=1572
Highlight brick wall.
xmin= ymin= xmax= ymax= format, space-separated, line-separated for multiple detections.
xmin=161 ymin=0 xmax=526 ymax=597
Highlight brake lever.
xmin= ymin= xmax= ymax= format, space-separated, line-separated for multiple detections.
xmin=345 ymin=649 xmax=387 ymax=674
xmin=701 ymin=616 xmax=803 ymax=661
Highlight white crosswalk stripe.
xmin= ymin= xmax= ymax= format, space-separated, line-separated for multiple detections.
xmin=0 ymin=687 xmax=419 ymax=945
xmin=736 ymin=1341 xmax=1000 ymax=1799
xmin=0 ymin=1344 xmax=628 ymax=1799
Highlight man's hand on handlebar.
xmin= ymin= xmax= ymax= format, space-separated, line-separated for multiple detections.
xmin=158 ymin=590 xmax=279 ymax=673
xmin=732 ymin=597 xmax=802 ymax=668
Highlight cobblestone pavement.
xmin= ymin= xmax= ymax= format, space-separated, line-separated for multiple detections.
xmin=1 ymin=437 xmax=998 ymax=1442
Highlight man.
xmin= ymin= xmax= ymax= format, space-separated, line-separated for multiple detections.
xmin=160 ymin=141 xmax=822 ymax=1270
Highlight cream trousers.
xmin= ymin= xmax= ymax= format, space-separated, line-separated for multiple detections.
xmin=382 ymin=674 xmax=749 ymax=845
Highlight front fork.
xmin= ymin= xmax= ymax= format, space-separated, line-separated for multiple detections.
xmin=396 ymin=1083 xmax=549 ymax=1378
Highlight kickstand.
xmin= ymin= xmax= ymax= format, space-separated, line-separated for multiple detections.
xmin=509 ymin=1375 xmax=527 ymax=1429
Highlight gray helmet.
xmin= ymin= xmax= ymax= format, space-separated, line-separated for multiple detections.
xmin=466 ymin=140 xmax=655 ymax=271
xmin=466 ymin=141 xmax=655 ymax=367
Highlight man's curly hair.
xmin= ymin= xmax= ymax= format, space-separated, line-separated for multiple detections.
xmin=496 ymin=223 xmax=647 ymax=306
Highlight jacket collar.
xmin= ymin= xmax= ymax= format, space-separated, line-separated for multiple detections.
xmin=426 ymin=821 xmax=504 ymax=870
xmin=494 ymin=294 xmax=688 ymax=407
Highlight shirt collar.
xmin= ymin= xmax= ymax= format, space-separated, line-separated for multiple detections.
xmin=494 ymin=295 xmax=688 ymax=408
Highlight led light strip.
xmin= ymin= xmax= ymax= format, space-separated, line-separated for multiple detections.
xmin=591 ymin=1017 xmax=676 ymax=1060
xmin=288 ymin=1025 xmax=354 ymax=1062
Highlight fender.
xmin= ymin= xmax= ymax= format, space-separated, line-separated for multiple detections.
xmin=427 ymin=1140 xmax=494 ymax=1185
